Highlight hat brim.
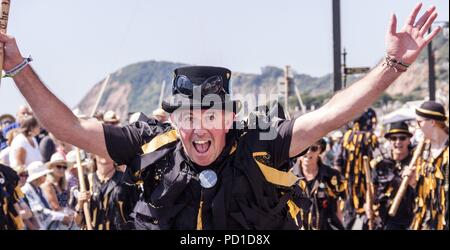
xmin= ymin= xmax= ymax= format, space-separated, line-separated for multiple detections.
xmin=162 ymin=99 xmax=241 ymax=114
xmin=0 ymin=114 xmax=15 ymax=123
xmin=27 ymin=169 xmax=53 ymax=183
xmin=45 ymin=160 xmax=72 ymax=169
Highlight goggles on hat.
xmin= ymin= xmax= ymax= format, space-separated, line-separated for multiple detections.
xmin=173 ymin=75 xmax=225 ymax=97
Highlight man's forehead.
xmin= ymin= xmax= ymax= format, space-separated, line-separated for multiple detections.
xmin=18 ymin=106 xmax=31 ymax=114
xmin=173 ymin=109 xmax=224 ymax=116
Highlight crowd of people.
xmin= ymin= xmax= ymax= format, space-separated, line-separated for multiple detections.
xmin=0 ymin=3 xmax=447 ymax=231
xmin=0 ymin=107 xmax=150 ymax=230
xmin=1 ymin=99 xmax=448 ymax=230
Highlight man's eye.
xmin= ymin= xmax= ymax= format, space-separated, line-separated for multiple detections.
xmin=208 ymin=114 xmax=215 ymax=121
xmin=183 ymin=116 xmax=193 ymax=122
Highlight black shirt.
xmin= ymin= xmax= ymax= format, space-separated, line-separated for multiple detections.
xmin=0 ymin=164 xmax=22 ymax=230
xmin=102 ymin=118 xmax=296 ymax=229
xmin=87 ymin=171 xmax=138 ymax=230
xmin=372 ymin=153 xmax=415 ymax=230
xmin=291 ymin=162 xmax=345 ymax=230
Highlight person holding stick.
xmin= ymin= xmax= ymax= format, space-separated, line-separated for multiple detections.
xmin=73 ymin=154 xmax=138 ymax=230
xmin=0 ymin=3 xmax=442 ymax=229
xmin=334 ymin=108 xmax=379 ymax=229
xmin=73 ymin=116 xmax=138 ymax=230
xmin=406 ymin=101 xmax=449 ymax=230
xmin=368 ymin=121 xmax=416 ymax=230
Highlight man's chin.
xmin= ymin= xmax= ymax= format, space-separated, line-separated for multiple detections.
xmin=189 ymin=153 xmax=215 ymax=167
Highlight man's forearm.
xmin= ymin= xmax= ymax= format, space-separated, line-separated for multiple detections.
xmin=321 ymin=62 xmax=402 ymax=131
xmin=12 ymin=65 xmax=80 ymax=142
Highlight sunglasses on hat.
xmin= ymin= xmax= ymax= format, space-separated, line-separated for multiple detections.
xmin=173 ymin=75 xmax=225 ymax=97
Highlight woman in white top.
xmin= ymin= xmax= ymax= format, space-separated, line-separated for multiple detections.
xmin=9 ymin=116 xmax=43 ymax=167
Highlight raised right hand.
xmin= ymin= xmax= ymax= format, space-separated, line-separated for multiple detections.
xmin=0 ymin=32 xmax=25 ymax=71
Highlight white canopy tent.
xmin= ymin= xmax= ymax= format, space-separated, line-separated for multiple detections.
xmin=381 ymin=100 xmax=424 ymax=125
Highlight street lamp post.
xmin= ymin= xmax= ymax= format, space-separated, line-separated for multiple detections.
xmin=332 ymin=0 xmax=342 ymax=92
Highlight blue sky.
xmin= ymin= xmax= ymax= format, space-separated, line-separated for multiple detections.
xmin=1 ymin=0 xmax=448 ymax=115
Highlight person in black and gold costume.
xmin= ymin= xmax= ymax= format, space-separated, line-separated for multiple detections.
xmin=407 ymin=101 xmax=449 ymax=230
xmin=334 ymin=109 xmax=379 ymax=229
xmin=369 ymin=121 xmax=415 ymax=230
xmin=74 ymin=155 xmax=138 ymax=230
xmin=290 ymin=139 xmax=345 ymax=230
xmin=0 ymin=163 xmax=25 ymax=230
xmin=1 ymin=3 xmax=442 ymax=230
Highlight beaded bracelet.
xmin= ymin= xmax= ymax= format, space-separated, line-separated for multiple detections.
xmin=382 ymin=55 xmax=410 ymax=73
xmin=2 ymin=56 xmax=33 ymax=78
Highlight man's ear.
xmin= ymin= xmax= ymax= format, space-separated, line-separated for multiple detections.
xmin=224 ymin=111 xmax=236 ymax=133
xmin=430 ymin=119 xmax=436 ymax=127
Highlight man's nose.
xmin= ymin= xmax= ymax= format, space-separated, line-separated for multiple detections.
xmin=193 ymin=128 xmax=207 ymax=137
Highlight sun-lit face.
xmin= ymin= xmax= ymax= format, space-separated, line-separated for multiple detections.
xmin=31 ymin=125 xmax=41 ymax=137
xmin=416 ymin=115 xmax=433 ymax=139
xmin=388 ymin=133 xmax=410 ymax=157
xmin=171 ymin=109 xmax=235 ymax=166
xmin=299 ymin=144 xmax=321 ymax=167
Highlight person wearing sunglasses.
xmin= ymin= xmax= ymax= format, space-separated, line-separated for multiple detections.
xmin=407 ymin=101 xmax=449 ymax=230
xmin=0 ymin=3 xmax=442 ymax=230
xmin=290 ymin=139 xmax=345 ymax=230
xmin=41 ymin=153 xmax=71 ymax=212
xmin=11 ymin=164 xmax=41 ymax=230
xmin=369 ymin=121 xmax=415 ymax=230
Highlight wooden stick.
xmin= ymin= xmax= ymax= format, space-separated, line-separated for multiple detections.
xmin=363 ymin=156 xmax=374 ymax=230
xmin=75 ymin=147 xmax=93 ymax=230
xmin=90 ymin=74 xmax=111 ymax=117
xmin=388 ymin=139 xmax=427 ymax=217
xmin=0 ymin=0 xmax=11 ymax=86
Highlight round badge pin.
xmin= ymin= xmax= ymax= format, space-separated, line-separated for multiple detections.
xmin=199 ymin=170 xmax=218 ymax=189
xmin=0 ymin=178 xmax=5 ymax=184
xmin=319 ymin=182 xmax=325 ymax=189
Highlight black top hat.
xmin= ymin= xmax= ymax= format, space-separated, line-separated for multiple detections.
xmin=384 ymin=121 xmax=413 ymax=139
xmin=415 ymin=101 xmax=447 ymax=121
xmin=354 ymin=108 xmax=377 ymax=131
xmin=162 ymin=66 xmax=240 ymax=113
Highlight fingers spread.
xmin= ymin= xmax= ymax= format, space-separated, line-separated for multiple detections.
xmin=406 ymin=2 xmax=423 ymax=26
xmin=414 ymin=5 xmax=436 ymax=30
xmin=424 ymin=26 xmax=441 ymax=45
xmin=419 ymin=11 xmax=438 ymax=36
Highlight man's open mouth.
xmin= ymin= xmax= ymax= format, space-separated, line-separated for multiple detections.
xmin=193 ymin=140 xmax=212 ymax=154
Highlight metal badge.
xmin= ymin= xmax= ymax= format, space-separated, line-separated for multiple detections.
xmin=317 ymin=191 xmax=326 ymax=198
xmin=319 ymin=182 xmax=325 ymax=189
xmin=199 ymin=170 xmax=217 ymax=189
xmin=0 ymin=177 xmax=4 ymax=185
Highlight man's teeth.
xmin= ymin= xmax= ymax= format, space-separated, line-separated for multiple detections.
xmin=195 ymin=140 xmax=209 ymax=144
